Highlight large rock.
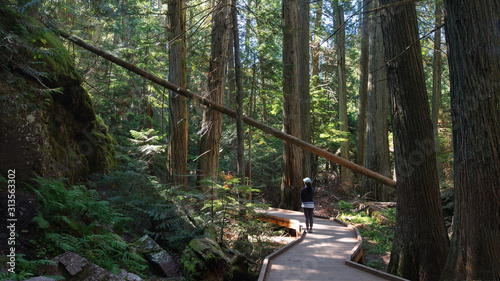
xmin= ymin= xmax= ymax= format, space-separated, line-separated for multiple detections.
xmin=181 ymin=237 xmax=231 ymax=281
xmin=119 ymin=269 xmax=143 ymax=281
xmin=37 ymin=251 xmax=121 ymax=281
xmin=133 ymin=235 xmax=177 ymax=277
xmin=36 ymin=252 xmax=143 ymax=281
xmin=0 ymin=6 xmax=115 ymax=184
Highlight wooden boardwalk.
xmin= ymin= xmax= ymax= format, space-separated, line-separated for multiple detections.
xmin=259 ymin=208 xmax=407 ymax=281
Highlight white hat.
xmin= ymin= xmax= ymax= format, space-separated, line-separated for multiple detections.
xmin=303 ymin=177 xmax=311 ymax=183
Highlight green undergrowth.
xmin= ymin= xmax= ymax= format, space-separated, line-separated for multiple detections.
xmin=0 ymin=129 xmax=291 ymax=280
xmin=0 ymin=176 xmax=148 ymax=281
xmin=337 ymin=201 xmax=395 ymax=270
xmin=29 ymin=178 xmax=147 ymax=273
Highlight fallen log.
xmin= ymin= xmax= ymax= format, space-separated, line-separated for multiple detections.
xmin=53 ymin=28 xmax=397 ymax=188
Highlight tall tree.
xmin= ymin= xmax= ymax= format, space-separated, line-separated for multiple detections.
xmin=196 ymin=0 xmax=229 ymax=184
xmin=335 ymin=0 xmax=351 ymax=186
xmin=280 ymin=0 xmax=306 ymax=210
xmin=355 ymin=0 xmax=370 ymax=181
xmin=440 ymin=0 xmax=500 ymax=279
xmin=311 ymin=0 xmax=322 ymax=81
xmin=255 ymin=0 xmax=268 ymax=124
xmin=298 ymin=0 xmax=311 ymax=180
xmin=310 ymin=0 xmax=322 ymax=177
xmin=380 ymin=1 xmax=449 ymax=280
xmin=231 ymin=0 xmax=245 ymax=184
xmin=431 ymin=0 xmax=443 ymax=179
xmin=167 ymin=0 xmax=188 ymax=186
xmin=361 ymin=0 xmax=391 ymax=201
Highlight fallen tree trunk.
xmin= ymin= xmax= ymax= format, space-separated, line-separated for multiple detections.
xmin=55 ymin=29 xmax=397 ymax=188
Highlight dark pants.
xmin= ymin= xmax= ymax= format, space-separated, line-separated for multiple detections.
xmin=303 ymin=208 xmax=314 ymax=229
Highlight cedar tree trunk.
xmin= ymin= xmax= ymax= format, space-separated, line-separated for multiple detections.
xmin=440 ymin=0 xmax=500 ymax=279
xmin=362 ymin=0 xmax=392 ymax=201
xmin=380 ymin=1 xmax=449 ymax=280
xmin=197 ymin=0 xmax=228 ymax=185
xmin=167 ymin=0 xmax=188 ymax=186
xmin=280 ymin=0 xmax=304 ymax=210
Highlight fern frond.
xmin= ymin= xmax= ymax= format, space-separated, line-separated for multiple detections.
xmin=32 ymin=212 xmax=50 ymax=229
xmin=34 ymin=86 xmax=63 ymax=96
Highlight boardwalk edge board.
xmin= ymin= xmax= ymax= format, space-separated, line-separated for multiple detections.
xmin=345 ymin=261 xmax=410 ymax=281
xmin=257 ymin=217 xmax=306 ymax=281
xmin=341 ymin=216 xmax=410 ymax=281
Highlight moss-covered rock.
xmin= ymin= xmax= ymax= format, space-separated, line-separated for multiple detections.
xmin=40 ymin=251 xmax=122 ymax=281
xmin=0 ymin=5 xmax=82 ymax=84
xmin=180 ymin=237 xmax=231 ymax=281
xmin=224 ymin=254 xmax=257 ymax=281
xmin=133 ymin=235 xmax=176 ymax=277
xmin=0 ymin=4 xmax=114 ymax=183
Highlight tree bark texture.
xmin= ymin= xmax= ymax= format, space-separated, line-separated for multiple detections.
xmin=335 ymin=1 xmax=351 ymax=186
xmin=355 ymin=0 xmax=371 ymax=181
xmin=440 ymin=1 xmax=500 ymax=280
xmin=380 ymin=1 xmax=449 ymax=280
xmin=167 ymin=0 xmax=188 ymax=186
xmin=231 ymin=0 xmax=245 ymax=184
xmin=281 ymin=0 xmax=305 ymax=210
xmin=361 ymin=0 xmax=392 ymax=201
xmin=196 ymin=0 xmax=228 ymax=184
xmin=55 ymin=27 xmax=397 ymax=189
xmin=299 ymin=0 xmax=311 ymax=181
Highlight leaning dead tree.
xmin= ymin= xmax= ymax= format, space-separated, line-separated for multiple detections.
xmin=54 ymin=28 xmax=397 ymax=188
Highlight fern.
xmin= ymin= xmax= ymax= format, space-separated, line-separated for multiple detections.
xmin=32 ymin=212 xmax=50 ymax=229
xmin=0 ymin=254 xmax=60 ymax=281
xmin=25 ymin=177 xmax=146 ymax=275
xmin=126 ymin=129 xmax=165 ymax=164
xmin=34 ymin=86 xmax=63 ymax=96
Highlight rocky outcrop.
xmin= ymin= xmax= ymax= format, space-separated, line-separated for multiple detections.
xmin=0 ymin=5 xmax=115 ymax=184
xmin=181 ymin=237 xmax=232 ymax=281
xmin=36 ymin=251 xmax=142 ymax=281
xmin=133 ymin=235 xmax=177 ymax=277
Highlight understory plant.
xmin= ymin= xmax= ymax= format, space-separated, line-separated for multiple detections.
xmin=337 ymin=201 xmax=395 ymax=270
xmin=27 ymin=177 xmax=147 ymax=276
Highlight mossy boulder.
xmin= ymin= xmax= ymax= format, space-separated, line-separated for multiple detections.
xmin=0 ymin=5 xmax=115 ymax=183
xmin=181 ymin=237 xmax=231 ymax=281
xmin=224 ymin=254 xmax=257 ymax=281
xmin=133 ymin=235 xmax=177 ymax=277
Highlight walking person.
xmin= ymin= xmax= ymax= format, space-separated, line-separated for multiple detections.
xmin=301 ymin=177 xmax=315 ymax=233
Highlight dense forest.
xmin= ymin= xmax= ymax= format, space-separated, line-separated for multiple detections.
xmin=0 ymin=0 xmax=499 ymax=280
